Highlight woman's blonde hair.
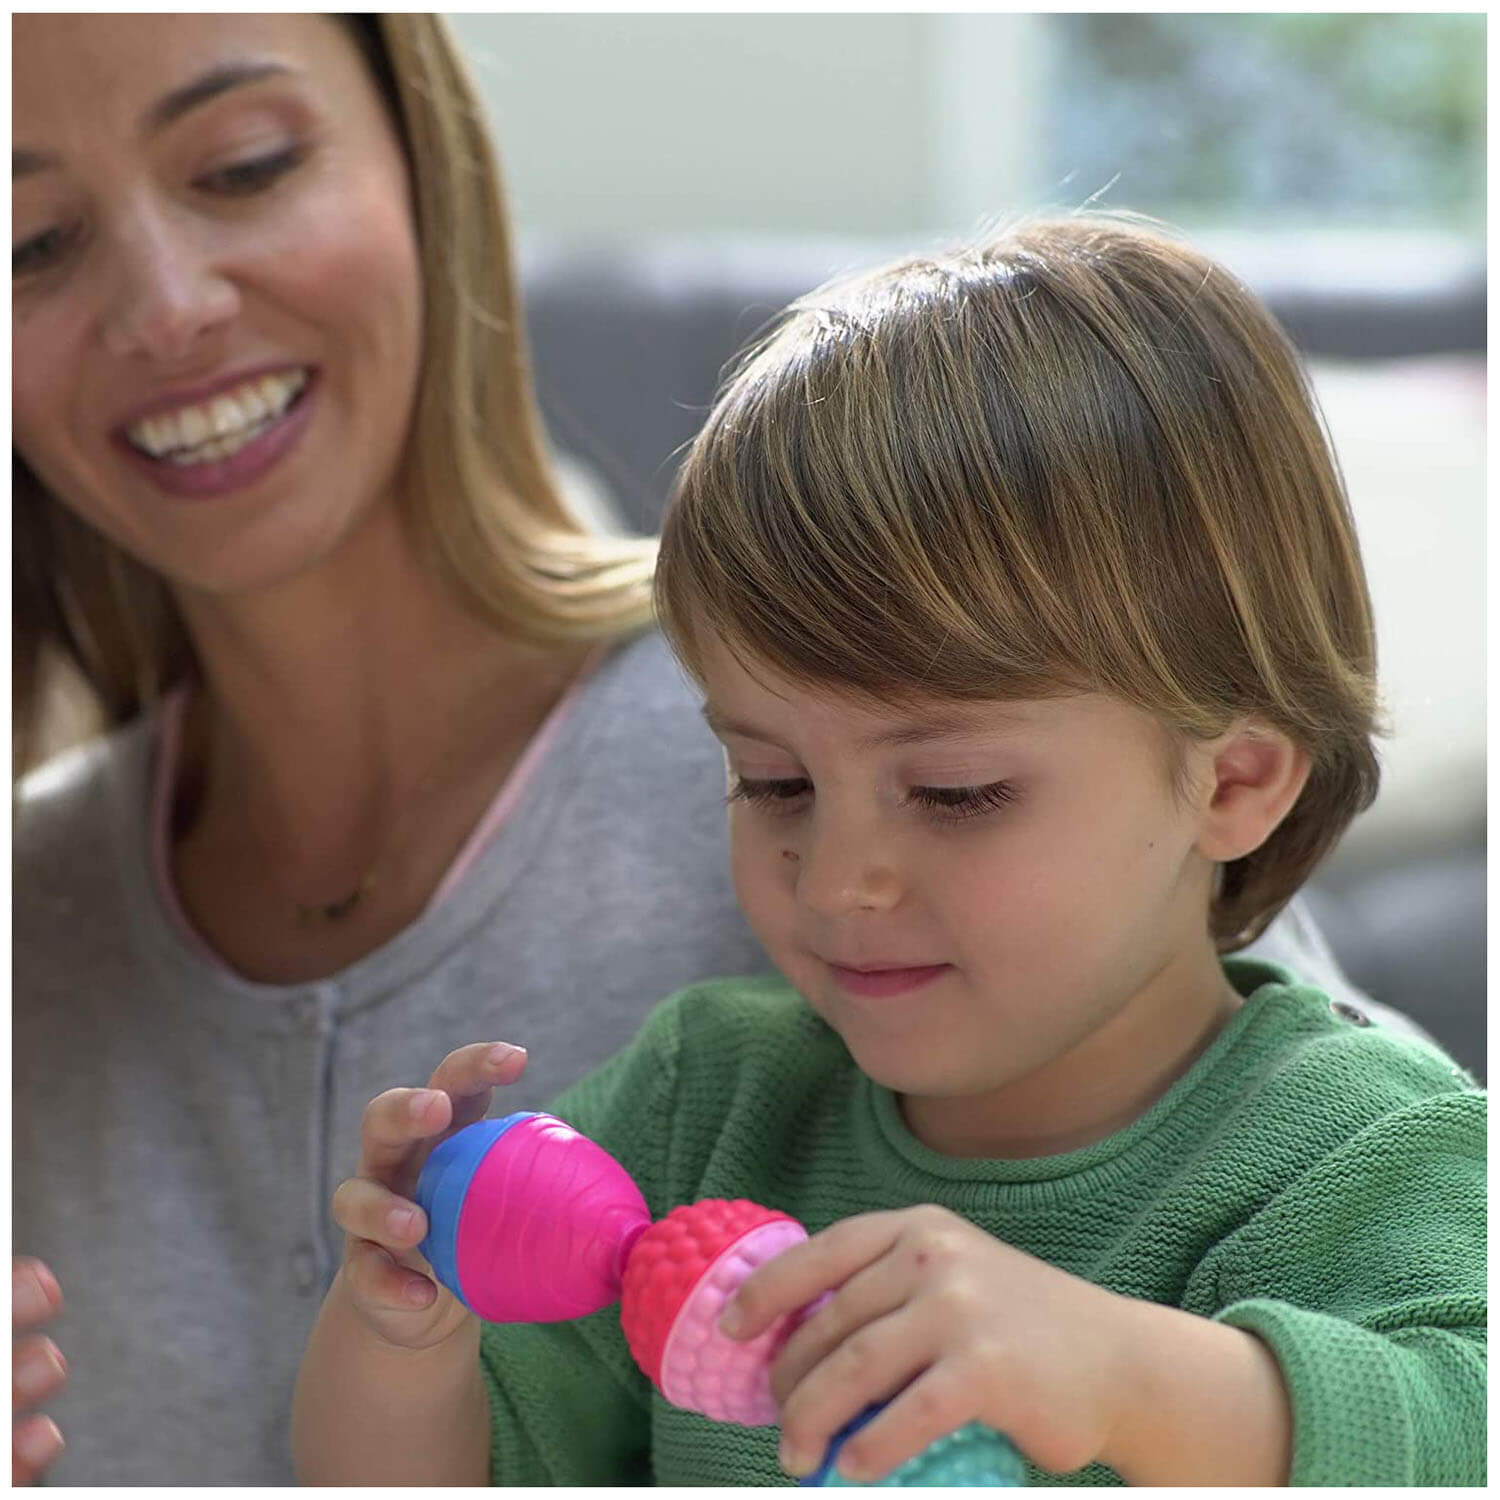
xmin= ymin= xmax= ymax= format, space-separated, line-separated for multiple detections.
xmin=14 ymin=13 xmax=656 ymax=775
xmin=656 ymin=213 xmax=1381 ymax=950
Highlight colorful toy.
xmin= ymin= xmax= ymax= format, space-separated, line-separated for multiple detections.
xmin=415 ymin=1111 xmax=1024 ymax=1486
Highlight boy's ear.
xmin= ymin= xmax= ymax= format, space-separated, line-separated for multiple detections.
xmin=1193 ymin=722 xmax=1311 ymax=864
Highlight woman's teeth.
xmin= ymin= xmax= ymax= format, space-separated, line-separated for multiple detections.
xmin=127 ymin=369 xmax=308 ymax=465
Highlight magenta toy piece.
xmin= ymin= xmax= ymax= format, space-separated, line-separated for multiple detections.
xmin=432 ymin=1112 xmax=650 ymax=1323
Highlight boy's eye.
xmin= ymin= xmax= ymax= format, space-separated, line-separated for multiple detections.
xmin=194 ymin=144 xmax=306 ymax=197
xmin=910 ymin=780 xmax=1017 ymax=820
xmin=13 ymin=223 xmax=79 ymax=277
xmin=726 ymin=776 xmax=811 ymax=811
xmin=726 ymin=776 xmax=1016 ymax=822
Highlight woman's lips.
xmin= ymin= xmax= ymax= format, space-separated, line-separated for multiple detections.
xmin=113 ymin=375 xmax=316 ymax=500
xmin=826 ymin=962 xmax=952 ymax=999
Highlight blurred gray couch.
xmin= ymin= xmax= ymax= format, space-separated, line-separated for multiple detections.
xmin=516 ymin=236 xmax=1486 ymax=1079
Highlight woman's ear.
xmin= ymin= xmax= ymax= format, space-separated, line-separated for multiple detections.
xmin=1193 ymin=722 xmax=1311 ymax=864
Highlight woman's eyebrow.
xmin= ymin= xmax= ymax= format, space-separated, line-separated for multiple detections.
xmin=141 ymin=59 xmax=295 ymax=136
xmin=14 ymin=59 xmax=295 ymax=177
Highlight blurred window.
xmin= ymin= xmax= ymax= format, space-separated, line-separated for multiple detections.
xmin=1044 ymin=14 xmax=1484 ymax=235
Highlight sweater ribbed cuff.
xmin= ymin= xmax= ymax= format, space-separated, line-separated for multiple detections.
xmin=1214 ymin=1298 xmax=1413 ymax=1486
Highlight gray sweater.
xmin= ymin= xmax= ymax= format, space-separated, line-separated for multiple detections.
xmin=12 ymin=629 xmax=1399 ymax=1484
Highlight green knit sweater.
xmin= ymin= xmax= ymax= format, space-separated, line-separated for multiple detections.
xmin=478 ymin=957 xmax=1485 ymax=1486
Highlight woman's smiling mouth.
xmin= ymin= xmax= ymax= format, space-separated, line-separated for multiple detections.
xmin=114 ymin=365 xmax=316 ymax=498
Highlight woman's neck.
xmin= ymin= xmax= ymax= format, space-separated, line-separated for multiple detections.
xmin=167 ymin=502 xmax=596 ymax=976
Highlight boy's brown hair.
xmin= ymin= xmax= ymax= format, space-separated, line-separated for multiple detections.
xmin=655 ymin=213 xmax=1381 ymax=950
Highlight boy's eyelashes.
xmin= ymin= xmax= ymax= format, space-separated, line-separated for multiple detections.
xmin=726 ymin=775 xmax=1017 ymax=823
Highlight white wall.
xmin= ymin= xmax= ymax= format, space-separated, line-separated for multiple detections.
xmin=445 ymin=13 xmax=1042 ymax=240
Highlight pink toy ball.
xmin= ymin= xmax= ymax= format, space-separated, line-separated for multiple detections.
xmin=621 ymin=1199 xmax=809 ymax=1424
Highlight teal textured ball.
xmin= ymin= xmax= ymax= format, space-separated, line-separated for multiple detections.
xmin=805 ymin=1413 xmax=1025 ymax=1487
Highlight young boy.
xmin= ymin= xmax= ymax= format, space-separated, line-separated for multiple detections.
xmin=293 ymin=215 xmax=1485 ymax=1486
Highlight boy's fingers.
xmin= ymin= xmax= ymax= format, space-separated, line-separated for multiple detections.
xmin=425 ymin=1041 xmax=528 ymax=1100
xmin=828 ymin=1361 xmax=979 ymax=1484
xmin=344 ymin=1239 xmax=438 ymax=1314
xmin=331 ymin=1177 xmax=428 ymax=1252
xmin=356 ymin=1088 xmax=454 ymax=1182
xmin=769 ymin=1250 xmax=911 ymax=1405
xmin=777 ymin=1306 xmax=933 ymax=1477
xmin=426 ymin=1043 xmax=528 ymax=1133
xmin=724 ymin=1212 xmax=902 ymax=1342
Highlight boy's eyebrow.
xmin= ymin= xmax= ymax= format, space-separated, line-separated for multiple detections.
xmin=700 ymin=703 xmax=1022 ymax=751
xmin=14 ymin=60 xmax=294 ymax=177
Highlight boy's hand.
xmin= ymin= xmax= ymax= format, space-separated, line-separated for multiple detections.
xmin=719 ymin=1205 xmax=1139 ymax=1482
xmin=12 ymin=1258 xmax=67 ymax=1485
xmin=331 ymin=1041 xmax=528 ymax=1352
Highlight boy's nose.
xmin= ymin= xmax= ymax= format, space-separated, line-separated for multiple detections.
xmin=100 ymin=210 xmax=239 ymax=363
xmin=791 ymin=823 xmax=902 ymax=917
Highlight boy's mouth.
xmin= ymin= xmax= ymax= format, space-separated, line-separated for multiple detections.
xmin=825 ymin=960 xmax=953 ymax=999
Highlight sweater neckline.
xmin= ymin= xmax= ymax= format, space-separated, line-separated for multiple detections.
xmin=113 ymin=637 xmax=629 ymax=1008
xmin=860 ymin=956 xmax=1300 ymax=1188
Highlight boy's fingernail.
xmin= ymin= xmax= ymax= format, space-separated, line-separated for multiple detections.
xmin=779 ymin=1439 xmax=810 ymax=1475
xmin=409 ymin=1091 xmax=437 ymax=1118
xmin=488 ymin=1043 xmax=526 ymax=1067
xmin=718 ymin=1302 xmax=744 ymax=1337
xmin=388 ymin=1206 xmax=418 ymax=1238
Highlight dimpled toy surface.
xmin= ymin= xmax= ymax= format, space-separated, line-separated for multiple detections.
xmin=805 ymin=1408 xmax=1026 ymax=1487
xmin=620 ymin=1199 xmax=807 ymax=1424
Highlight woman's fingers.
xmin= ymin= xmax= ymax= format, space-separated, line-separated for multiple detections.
xmin=11 ymin=1261 xmax=61 ymax=1335
xmin=11 ymin=1259 xmax=66 ymax=1483
xmin=13 ymin=1412 xmax=65 ymax=1486
xmin=13 ymin=1335 xmax=68 ymax=1409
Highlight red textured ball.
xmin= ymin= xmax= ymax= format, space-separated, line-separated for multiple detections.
xmin=620 ymin=1199 xmax=795 ymax=1386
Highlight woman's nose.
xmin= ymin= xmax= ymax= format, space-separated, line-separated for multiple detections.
xmin=791 ymin=816 xmax=902 ymax=917
xmin=100 ymin=208 xmax=238 ymax=363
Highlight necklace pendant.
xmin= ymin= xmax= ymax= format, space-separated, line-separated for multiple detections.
xmin=296 ymin=874 xmax=375 ymax=926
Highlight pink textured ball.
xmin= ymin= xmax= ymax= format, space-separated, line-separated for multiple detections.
xmin=621 ymin=1200 xmax=809 ymax=1425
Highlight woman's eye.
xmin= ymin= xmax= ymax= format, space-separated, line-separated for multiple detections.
xmin=12 ymin=224 xmax=77 ymax=277
xmin=726 ymin=776 xmax=811 ymax=811
xmin=195 ymin=145 xmax=305 ymax=197
xmin=910 ymin=780 xmax=1017 ymax=821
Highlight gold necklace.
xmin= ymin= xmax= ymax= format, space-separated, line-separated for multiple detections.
xmin=294 ymin=872 xmax=378 ymax=926
xmin=182 ymin=645 xmax=601 ymax=931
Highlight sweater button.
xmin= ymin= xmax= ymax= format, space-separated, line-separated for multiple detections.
xmin=1330 ymin=1000 xmax=1371 ymax=1027
xmin=292 ymin=1243 xmax=319 ymax=1294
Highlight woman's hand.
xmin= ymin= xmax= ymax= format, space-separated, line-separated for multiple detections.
xmin=719 ymin=1205 xmax=1141 ymax=1483
xmin=331 ymin=1041 xmax=528 ymax=1352
xmin=13 ymin=1258 xmax=67 ymax=1485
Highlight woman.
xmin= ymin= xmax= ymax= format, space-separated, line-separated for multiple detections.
xmin=11 ymin=14 xmax=1394 ymax=1485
